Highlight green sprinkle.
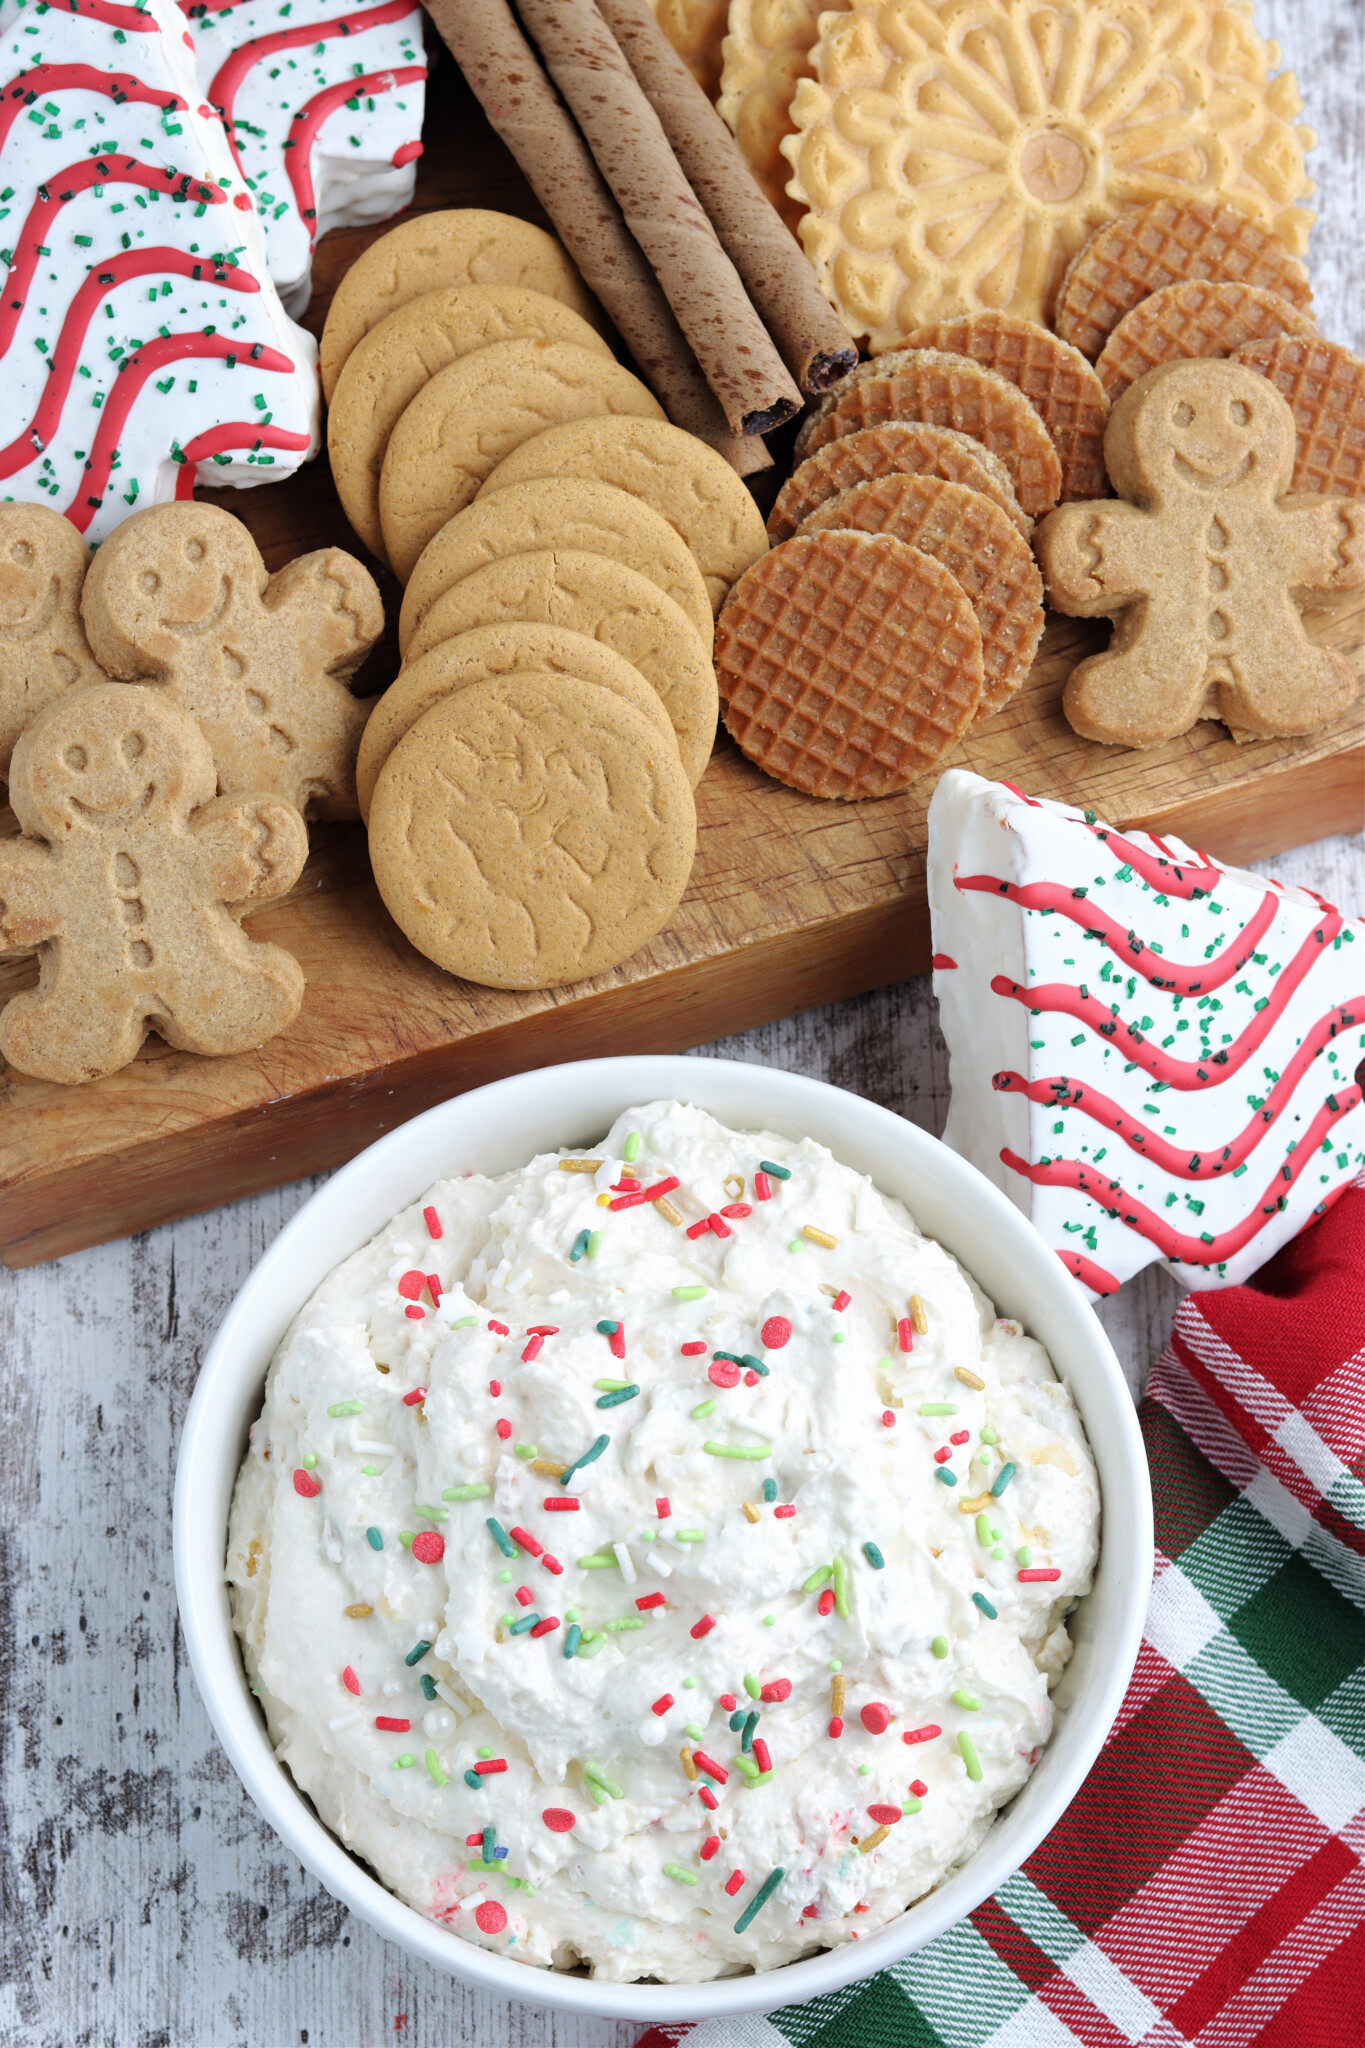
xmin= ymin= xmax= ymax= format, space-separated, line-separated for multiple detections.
xmin=958 ymin=1732 xmax=983 ymax=1781
xmin=691 ymin=1400 xmax=717 ymax=1419
xmin=674 ymin=1529 xmax=705 ymax=1543
xmin=932 ymin=1635 xmax=949 ymax=1659
xmin=559 ymin=1433 xmax=610 ymax=1487
xmin=952 ymin=1689 xmax=981 ymax=1711
xmin=596 ymin=1321 xmax=621 ymax=1336
xmin=762 ymin=1478 xmax=777 ymax=1502
xmin=682 ymin=1677 xmax=697 ymax=1690
xmin=568 ymin=1229 xmax=592 ymax=1262
xmin=508 ymin=1612 xmax=540 ymax=1635
xmin=685 ymin=1720 xmax=703 ymax=1739
xmin=858 ymin=1764 xmax=871 ymax=1777
xmin=758 ymin=1160 xmax=791 ymax=1180
xmin=902 ymin=1796 xmax=923 ymax=1815
xmin=583 ymin=1762 xmax=623 ymax=1798
xmin=976 ymin=1513 xmax=994 ymax=1546
xmin=596 ymin=1384 xmax=640 ymax=1408
xmin=980 ymin=1426 xmax=999 ymax=1445
xmin=327 ymin=1399 xmax=363 ymax=1417
xmin=673 ymin=1285 xmax=707 ymax=1301
xmin=498 ymin=1569 xmax=512 ymax=1583
xmin=788 ymin=1240 xmax=803 ymax=1253
xmin=641 ymin=1529 xmax=657 ymax=1541
xmin=740 ymin=1353 xmax=769 ymax=1377
xmin=1017 ymin=1545 xmax=1033 ymax=1566
xmin=482 ymin=1827 xmax=495 ymax=1863
xmin=486 ymin=1518 xmax=518 ymax=1558
xmin=301 ymin=1452 xmax=318 ymax=1470
xmin=404 ymin=1640 xmax=432 ymax=1666
xmin=832 ymin=1332 xmax=846 ymax=1344
xmin=743 ymin=1672 xmax=761 ymax=1699
xmin=972 ymin=1592 xmax=998 ymax=1619
xmin=990 ymin=1462 xmax=1016 ymax=1498
xmin=663 ymin=1861 xmax=697 ymax=1886
xmin=394 ymin=1754 xmax=414 ymax=1769
xmin=731 ymin=1753 xmax=759 ymax=1781
xmin=703 ymin=1441 xmax=770 ymax=1459
xmin=366 ymin=1527 xmax=383 ymax=1550
xmin=566 ymin=1608 xmax=579 ymax=1623
xmin=595 ymin=1378 xmax=630 ymax=1392
xmin=414 ymin=1504 xmax=447 ymax=1522
xmin=425 ymin=1748 xmax=448 ymax=1786
xmin=623 ymin=1131 xmax=641 ymax=1162
xmin=479 ymin=1746 xmax=492 ymax=1758
xmin=833 ymin=1553 xmax=850 ymax=1618
xmin=734 ymin=1867 xmax=785 ymax=1932
xmin=762 ymin=1613 xmax=775 ymax=1626
xmin=577 ymin=1632 xmax=607 ymax=1657
xmin=442 ymin=1483 xmax=490 ymax=1501
xmin=741 ymin=1710 xmax=758 ymax=1750
xmin=603 ymin=1616 xmax=644 ymax=1631
xmin=513 ymin=1444 xmax=538 ymax=1459
xmin=420 ymin=1675 xmax=438 ymax=1701
xmin=919 ymin=1402 xmax=958 ymax=1416
xmin=828 ymin=1659 xmax=842 ymax=1673
xmin=586 ymin=1231 xmax=602 ymax=1258
xmin=578 ymin=1552 xmax=619 ymax=1568
xmin=450 ymin=1315 xmax=478 ymax=1328
xmin=935 ymin=1468 xmax=958 ymax=1487
xmin=398 ymin=1530 xmax=415 ymax=1549
xmin=463 ymin=1769 xmax=482 ymax=1789
xmin=802 ymin=1564 xmax=833 ymax=1593
xmin=862 ymin=1542 xmax=885 ymax=1569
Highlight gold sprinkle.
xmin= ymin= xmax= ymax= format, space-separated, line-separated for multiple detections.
xmin=723 ymin=1173 xmax=746 ymax=1201
xmin=532 ymin=1459 xmax=566 ymax=1477
xmin=819 ymin=1283 xmax=840 ymax=1298
xmin=802 ymin=1225 xmax=838 ymax=1248
xmin=859 ymin=1825 xmax=890 ymax=1855
xmin=559 ymin=1158 xmax=602 ymax=1173
xmin=741 ymin=1502 xmax=761 ymax=1524
xmin=954 ymin=1366 xmax=985 ymax=1390
xmin=679 ymin=1747 xmax=698 ymax=1782
xmin=958 ymin=1492 xmax=994 ymax=1514
xmin=909 ymin=1295 xmax=929 ymax=1335
xmin=654 ymin=1196 xmax=682 ymax=1226
xmin=831 ymin=1674 xmax=845 ymax=1716
xmin=596 ymin=1192 xmax=612 ymax=1207
xmin=344 ymin=1603 xmax=372 ymax=1618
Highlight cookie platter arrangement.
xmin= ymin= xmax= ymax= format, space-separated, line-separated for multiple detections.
xmin=0 ymin=0 xmax=1360 ymax=1264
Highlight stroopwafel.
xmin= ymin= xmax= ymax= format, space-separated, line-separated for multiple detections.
xmin=769 ymin=423 xmax=1029 ymax=543
xmin=1233 ymin=335 xmax=1365 ymax=498
xmin=1095 ymin=281 xmax=1317 ymax=405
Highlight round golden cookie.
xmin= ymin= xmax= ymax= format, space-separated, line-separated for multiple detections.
xmin=770 ymin=423 xmax=1027 ymax=543
xmin=398 ymin=478 xmax=713 ymax=659
xmin=328 ymin=286 xmax=612 ymax=565
xmin=477 ymin=414 xmax=769 ymax=614
xmin=798 ymin=473 xmax=1043 ymax=721
xmin=717 ymin=0 xmax=833 ymax=232
xmin=795 ymin=351 xmax=1061 ymax=519
xmin=1056 ymin=201 xmax=1314 ymax=365
xmin=319 ymin=209 xmax=604 ymax=403
xmin=368 ymin=672 xmax=697 ymax=990
xmin=403 ymin=548 xmax=718 ymax=788
xmin=378 ymin=341 xmax=665 ymax=585
xmin=716 ymin=530 xmax=984 ymax=799
xmin=781 ymin=0 xmax=1317 ymax=351
xmin=1232 ymin=335 xmax=1365 ymax=498
xmin=355 ymin=623 xmax=680 ymax=823
xmin=1095 ymin=281 xmax=1318 ymax=405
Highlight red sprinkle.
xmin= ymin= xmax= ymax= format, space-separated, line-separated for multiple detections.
xmin=397 ymin=1270 xmax=425 ymax=1300
xmin=293 ymin=1468 xmax=321 ymax=1498
xmin=751 ymin=1737 xmax=772 ymax=1773
xmin=692 ymin=1751 xmax=727 ymax=1783
xmin=402 ymin=1388 xmax=426 ymax=1407
xmin=412 ymin=1532 xmax=445 ymax=1565
xmin=611 ymin=1178 xmax=641 ymax=1192
xmin=898 ymin=1318 xmax=914 ymax=1353
xmin=465 ymin=1832 xmax=484 ymax=1846
xmin=404 ymin=1306 xmax=425 ymax=1320
xmin=489 ymin=1379 xmax=501 ymax=1397
xmin=828 ymin=1715 xmax=844 ymax=1738
xmin=527 ymin=1326 xmax=560 ymax=1337
xmin=473 ymin=1759 xmax=507 ymax=1774
xmin=608 ymin=1327 xmax=626 ymax=1360
xmin=867 ymin=1803 xmax=901 ymax=1826
xmin=685 ymin=1217 xmax=712 ymax=1239
xmin=423 ymin=1206 xmax=443 ymax=1239
xmin=818 ymin=1589 xmax=835 ymax=1616
xmin=341 ymin=1665 xmax=360 ymax=1696
xmin=510 ymin=1527 xmax=543 ymax=1557
xmin=609 ymin=1191 xmax=646 ymax=1210
xmin=488 ymin=1320 xmax=509 ymax=1336
xmin=724 ymin=1869 xmax=745 ymax=1896
xmin=754 ymin=1171 xmax=773 ymax=1201
xmin=721 ymin=1202 xmax=752 ymax=1219
xmin=514 ymin=1586 xmax=534 ymax=1607
xmin=761 ymin=1315 xmax=792 ymax=1349
xmin=950 ymin=1430 xmax=970 ymax=1445
xmin=652 ymin=1693 xmax=674 ymax=1716
xmin=530 ymin=1616 xmax=560 ymax=1638
xmin=680 ymin=1342 xmax=706 ymax=1357
xmin=774 ymin=1504 xmax=796 ymax=1519
xmin=656 ymin=1497 xmax=672 ymax=1518
xmin=708 ymin=1212 xmax=732 ymax=1238
xmin=544 ymin=1497 xmax=579 ymax=1511
xmin=803 ymin=1903 xmax=819 ymax=1919
xmin=832 ymin=1289 xmax=851 ymax=1312
xmin=760 ymin=1679 xmax=792 ymax=1703
xmin=690 ymin=1614 xmax=716 ymax=1639
xmin=699 ymin=1784 xmax=719 ymax=1810
xmin=719 ymin=1694 xmax=737 ymax=1712
xmin=426 ymin=1274 xmax=442 ymax=1305
xmin=882 ymin=1409 xmax=896 ymax=1428
xmin=541 ymin=1554 xmax=563 ymax=1575
xmin=474 ymin=1900 xmax=507 ymax=1935
xmin=495 ymin=1419 xmax=512 ymax=1440
xmin=636 ymin=1592 xmax=666 ymax=1611
xmin=375 ymin=1716 xmax=410 ymax=1732
xmin=709 ymin=1360 xmax=741 ymax=1388
xmin=521 ymin=1335 xmax=544 ymax=1363
xmin=744 ymin=1369 xmax=760 ymax=1386
xmin=645 ymin=1176 xmax=680 ymax=1201
xmin=542 ymin=1808 xmax=575 ymax=1832
xmin=1019 ymin=1567 xmax=1062 ymax=1582
xmin=933 ymin=1445 xmax=952 ymax=1464
xmin=700 ymin=1835 xmax=721 ymax=1861
xmin=861 ymin=1702 xmax=891 ymax=1735
xmin=909 ymin=1779 xmax=927 ymax=1797
xmin=901 ymin=1724 xmax=941 ymax=1745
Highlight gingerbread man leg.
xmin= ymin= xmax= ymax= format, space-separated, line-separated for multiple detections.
xmin=148 ymin=924 xmax=304 ymax=1059
xmin=1062 ymin=617 xmax=1213 ymax=748
xmin=0 ymin=976 xmax=148 ymax=1087
xmin=1209 ymin=592 xmax=1360 ymax=738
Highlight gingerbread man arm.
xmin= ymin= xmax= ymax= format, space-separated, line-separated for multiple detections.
xmin=190 ymin=796 xmax=309 ymax=908
xmin=1277 ymin=497 xmax=1365 ymax=600
xmin=265 ymin=551 xmax=385 ymax=680
xmin=1033 ymin=502 xmax=1153 ymax=616
xmin=0 ymin=838 xmax=62 ymax=950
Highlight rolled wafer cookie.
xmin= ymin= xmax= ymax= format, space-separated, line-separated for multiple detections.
xmin=423 ymin=0 xmax=767 ymax=476
xmin=355 ymin=623 xmax=680 ymax=822
xmin=517 ymin=0 xmax=801 ymax=436
xmin=398 ymin=478 xmax=713 ymax=658
xmin=769 ymin=424 xmax=1028 ymax=543
xmin=648 ymin=0 xmax=728 ymax=99
xmin=1095 ymin=281 xmax=1317 ymax=405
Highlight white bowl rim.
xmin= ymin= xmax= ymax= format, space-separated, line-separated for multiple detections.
xmin=174 ymin=1054 xmax=1153 ymax=2023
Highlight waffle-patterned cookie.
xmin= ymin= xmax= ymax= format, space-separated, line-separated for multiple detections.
xmin=883 ymin=318 xmax=1109 ymax=503
xmin=795 ymin=352 xmax=1061 ymax=519
xmin=1096 ymin=282 xmax=1318 ymax=405
xmin=769 ymin=423 xmax=1028 ymax=544
xmin=798 ymin=474 xmax=1043 ymax=721
xmin=716 ymin=530 xmax=983 ymax=799
xmin=1233 ymin=336 xmax=1365 ymax=499
xmin=1056 ymin=201 xmax=1314 ymax=364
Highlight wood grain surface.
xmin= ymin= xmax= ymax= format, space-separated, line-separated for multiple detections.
xmin=0 ymin=3 xmax=1359 ymax=2044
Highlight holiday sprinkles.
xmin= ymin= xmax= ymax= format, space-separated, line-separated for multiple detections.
xmin=229 ymin=1101 xmax=1099 ymax=1983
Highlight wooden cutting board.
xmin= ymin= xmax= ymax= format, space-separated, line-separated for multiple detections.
xmin=1 ymin=48 xmax=1360 ymax=1268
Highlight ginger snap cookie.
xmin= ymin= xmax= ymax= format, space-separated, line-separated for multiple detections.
xmin=0 ymin=502 xmax=108 ymax=780
xmin=1056 ymin=200 xmax=1314 ymax=364
xmin=403 ymin=548 xmax=718 ymax=788
xmin=769 ymin=424 xmax=1028 ymax=544
xmin=378 ymin=341 xmax=665 ymax=585
xmin=328 ymin=285 xmax=612 ymax=565
xmin=782 ymin=0 xmax=1316 ymax=351
xmin=1233 ymin=335 xmax=1365 ymax=498
xmin=716 ymin=530 xmax=984 ymax=799
xmin=1095 ymin=281 xmax=1317 ymax=405
xmin=478 ymin=414 xmax=769 ymax=613
xmin=398 ymin=478 xmax=713 ymax=659
xmin=355 ymin=623 xmax=680 ymax=823
xmin=319 ymin=209 xmax=604 ymax=403
xmin=795 ymin=351 xmax=1061 ymax=519
xmin=368 ymin=671 xmax=696 ymax=989
xmin=798 ymin=474 xmax=1044 ymax=721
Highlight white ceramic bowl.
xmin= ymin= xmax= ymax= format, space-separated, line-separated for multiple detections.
xmin=175 ymin=1055 xmax=1152 ymax=2023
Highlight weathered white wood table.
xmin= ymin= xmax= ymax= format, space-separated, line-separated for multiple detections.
xmin=2 ymin=2 xmax=1360 ymax=2038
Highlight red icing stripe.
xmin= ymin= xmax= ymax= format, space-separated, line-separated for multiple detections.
xmin=173 ymin=420 xmax=312 ymax=493
xmin=1003 ymin=1083 xmax=1359 ymax=1266
xmin=207 ymin=1 xmax=418 ymax=171
xmin=282 ymin=66 xmax=426 ymax=242
xmin=1056 ymin=1250 xmax=1121 ymax=1295
xmin=1086 ymin=824 xmax=1222 ymax=899
xmin=931 ymin=953 xmax=957 ymax=969
xmin=0 ymin=65 xmax=182 ymax=155
xmin=47 ymin=0 xmax=159 ymax=30
xmin=955 ymin=874 xmax=1280 ymax=995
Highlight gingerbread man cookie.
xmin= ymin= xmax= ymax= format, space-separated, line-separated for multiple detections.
xmin=1035 ymin=360 xmax=1363 ymax=748
xmin=0 ymin=685 xmax=308 ymax=1085
xmin=0 ymin=504 xmax=108 ymax=781
xmin=81 ymin=505 xmax=384 ymax=820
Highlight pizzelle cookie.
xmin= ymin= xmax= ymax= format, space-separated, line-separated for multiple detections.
xmin=478 ymin=414 xmax=769 ymax=612
xmin=402 ymin=548 xmax=718 ymax=788
xmin=798 ymin=474 xmax=1044 ymax=721
xmin=319 ymin=209 xmax=604 ymax=402
xmin=378 ymin=341 xmax=665 ymax=584
xmin=328 ymin=285 xmax=613 ymax=564
xmin=1056 ymin=201 xmax=1314 ymax=364
xmin=649 ymin=0 xmax=729 ymax=99
xmin=783 ymin=0 xmax=1316 ymax=350
xmin=717 ymin=0 xmax=843 ymax=230
xmin=368 ymin=671 xmax=697 ymax=989
xmin=0 ymin=503 xmax=108 ymax=780
xmin=769 ymin=424 xmax=1028 ymax=543
xmin=1095 ymin=281 xmax=1318 ymax=405
xmin=1232 ymin=336 xmax=1365 ymax=498
xmin=355 ymin=623 xmax=680 ymax=823
xmin=716 ymin=530 xmax=984 ymax=799
xmin=397 ymin=478 xmax=713 ymax=659
xmin=795 ymin=352 xmax=1062 ymax=519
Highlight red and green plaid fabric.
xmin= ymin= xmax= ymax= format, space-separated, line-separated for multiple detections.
xmin=638 ymin=1189 xmax=1365 ymax=2048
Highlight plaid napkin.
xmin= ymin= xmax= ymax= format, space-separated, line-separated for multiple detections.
xmin=638 ymin=1188 xmax=1365 ymax=2048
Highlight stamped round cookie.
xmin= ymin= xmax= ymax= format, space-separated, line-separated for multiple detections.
xmin=397 ymin=478 xmax=713 ymax=659
xmin=768 ymin=422 xmax=1028 ymax=542
xmin=368 ymin=672 xmax=697 ymax=988
xmin=404 ymin=549 xmax=718 ymax=788
xmin=717 ymin=0 xmax=831 ymax=229
xmin=477 ymin=414 xmax=769 ymax=613
xmin=318 ymin=209 xmax=604 ymax=402
xmin=355 ymin=623 xmax=680 ymax=822
xmin=378 ymin=343 xmax=664 ymax=585
xmin=328 ymin=286 xmax=613 ymax=564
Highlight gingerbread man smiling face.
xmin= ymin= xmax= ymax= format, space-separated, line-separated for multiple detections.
xmin=1035 ymin=358 xmax=1362 ymax=746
